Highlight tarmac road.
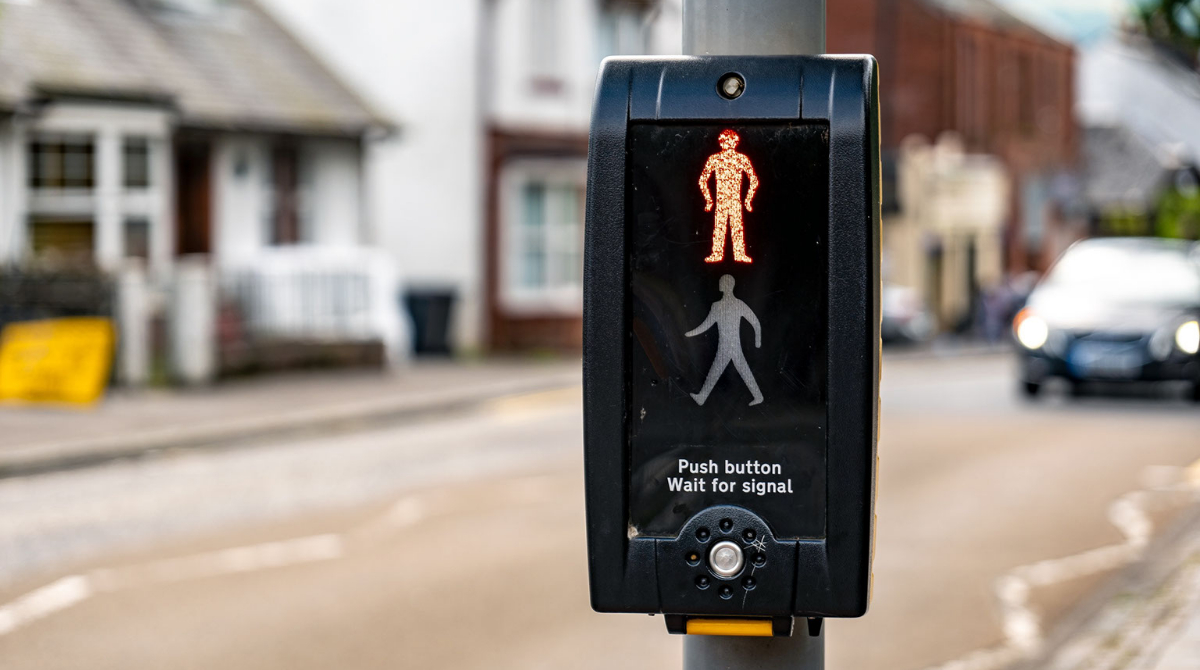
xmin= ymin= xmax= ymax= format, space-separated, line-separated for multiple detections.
xmin=2 ymin=353 xmax=1200 ymax=670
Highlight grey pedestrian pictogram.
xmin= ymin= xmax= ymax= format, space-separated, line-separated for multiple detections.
xmin=686 ymin=274 xmax=764 ymax=406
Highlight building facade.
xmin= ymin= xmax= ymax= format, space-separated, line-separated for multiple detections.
xmin=0 ymin=0 xmax=404 ymax=375
xmin=825 ymin=0 xmax=1080 ymax=331
xmin=0 ymin=0 xmax=387 ymax=273
xmin=265 ymin=0 xmax=1079 ymax=351
xmin=267 ymin=0 xmax=681 ymax=353
xmin=828 ymin=0 xmax=1078 ymax=277
xmin=0 ymin=102 xmax=175 ymax=276
xmin=261 ymin=0 xmax=488 ymax=353
xmin=890 ymin=133 xmax=1010 ymax=330
xmin=0 ymin=0 xmax=386 ymax=273
xmin=483 ymin=0 xmax=679 ymax=351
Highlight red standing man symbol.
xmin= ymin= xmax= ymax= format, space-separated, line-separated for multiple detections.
xmin=699 ymin=129 xmax=759 ymax=263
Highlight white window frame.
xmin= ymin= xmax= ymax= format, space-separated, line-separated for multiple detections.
xmin=23 ymin=104 xmax=171 ymax=272
xmin=499 ymin=158 xmax=587 ymax=315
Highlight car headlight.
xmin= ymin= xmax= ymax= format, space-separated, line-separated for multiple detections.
xmin=1015 ymin=310 xmax=1049 ymax=350
xmin=1177 ymin=320 xmax=1200 ymax=355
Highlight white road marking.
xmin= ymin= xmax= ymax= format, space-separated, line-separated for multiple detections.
xmin=0 ymin=535 xmax=342 ymax=638
xmin=0 ymin=470 xmax=559 ymax=638
xmin=89 ymin=534 xmax=345 ymax=592
xmin=0 ymin=575 xmax=92 ymax=636
xmin=922 ymin=463 xmax=1200 ymax=670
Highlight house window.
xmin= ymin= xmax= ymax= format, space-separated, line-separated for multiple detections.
xmin=28 ymin=135 xmax=95 ymax=189
xmin=123 ymin=137 xmax=151 ymax=188
xmin=504 ymin=165 xmax=585 ymax=311
xmin=124 ymin=217 xmax=150 ymax=260
xmin=517 ymin=183 xmax=582 ymax=291
xmin=28 ymin=217 xmax=95 ymax=261
xmin=518 ymin=184 xmax=549 ymax=288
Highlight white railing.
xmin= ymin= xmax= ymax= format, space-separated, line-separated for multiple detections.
xmin=221 ymin=246 xmax=410 ymax=366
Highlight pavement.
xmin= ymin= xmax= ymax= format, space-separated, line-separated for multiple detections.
xmin=1153 ymin=584 xmax=1200 ymax=670
xmin=1036 ymin=477 xmax=1200 ymax=670
xmin=0 ymin=358 xmax=581 ymax=477
xmin=2 ymin=352 xmax=1200 ymax=670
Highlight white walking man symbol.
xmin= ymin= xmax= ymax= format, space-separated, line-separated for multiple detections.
xmin=686 ymin=274 xmax=764 ymax=407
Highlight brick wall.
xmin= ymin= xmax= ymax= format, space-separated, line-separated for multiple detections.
xmin=826 ymin=0 xmax=877 ymax=55
xmin=829 ymin=0 xmax=1078 ymax=271
xmin=829 ymin=0 xmax=1074 ymax=165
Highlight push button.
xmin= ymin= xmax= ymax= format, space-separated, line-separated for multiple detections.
xmin=708 ymin=540 xmax=744 ymax=577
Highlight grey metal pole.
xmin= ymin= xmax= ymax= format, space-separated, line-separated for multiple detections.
xmin=682 ymin=0 xmax=824 ymax=56
xmin=683 ymin=628 xmax=823 ymax=670
xmin=681 ymin=1 xmax=827 ymax=667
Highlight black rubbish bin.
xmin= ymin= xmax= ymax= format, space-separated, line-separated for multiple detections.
xmin=404 ymin=289 xmax=456 ymax=356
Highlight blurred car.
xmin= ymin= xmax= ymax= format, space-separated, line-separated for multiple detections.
xmin=882 ymin=284 xmax=935 ymax=344
xmin=1014 ymin=238 xmax=1200 ymax=400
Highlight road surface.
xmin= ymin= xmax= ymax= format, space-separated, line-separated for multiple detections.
xmin=2 ymin=353 xmax=1200 ymax=670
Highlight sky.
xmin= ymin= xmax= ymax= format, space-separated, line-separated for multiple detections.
xmin=992 ymin=0 xmax=1137 ymax=43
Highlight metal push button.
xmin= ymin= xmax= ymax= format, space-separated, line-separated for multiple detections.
xmin=708 ymin=540 xmax=744 ymax=578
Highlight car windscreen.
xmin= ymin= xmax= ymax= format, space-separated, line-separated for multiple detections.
xmin=1042 ymin=243 xmax=1200 ymax=305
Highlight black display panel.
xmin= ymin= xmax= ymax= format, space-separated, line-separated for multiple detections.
xmin=627 ymin=122 xmax=829 ymax=540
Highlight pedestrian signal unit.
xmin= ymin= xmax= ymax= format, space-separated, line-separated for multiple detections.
xmin=582 ymin=56 xmax=881 ymax=637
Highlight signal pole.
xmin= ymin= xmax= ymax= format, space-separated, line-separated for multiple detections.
xmin=681 ymin=2 xmax=827 ymax=668
xmin=683 ymin=0 xmax=825 ymax=56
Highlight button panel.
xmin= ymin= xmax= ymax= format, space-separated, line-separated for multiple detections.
xmin=653 ymin=505 xmax=797 ymax=616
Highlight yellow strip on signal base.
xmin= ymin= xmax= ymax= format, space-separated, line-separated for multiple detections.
xmin=685 ymin=619 xmax=774 ymax=637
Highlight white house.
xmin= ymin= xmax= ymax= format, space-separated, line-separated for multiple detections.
xmin=0 ymin=0 xmax=404 ymax=369
xmin=0 ymin=0 xmax=389 ymax=272
xmin=262 ymin=0 xmax=682 ymax=352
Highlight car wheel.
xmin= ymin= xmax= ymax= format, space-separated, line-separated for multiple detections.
xmin=1069 ymin=380 xmax=1087 ymax=398
xmin=1191 ymin=382 xmax=1200 ymax=404
xmin=1021 ymin=381 xmax=1041 ymax=398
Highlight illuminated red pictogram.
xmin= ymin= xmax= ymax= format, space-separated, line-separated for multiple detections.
xmin=698 ymin=129 xmax=759 ymax=263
